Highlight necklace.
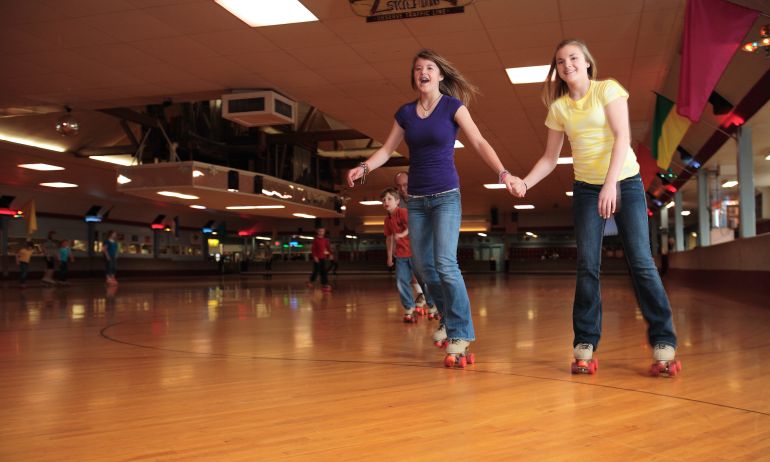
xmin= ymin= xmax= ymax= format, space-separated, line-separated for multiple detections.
xmin=419 ymin=93 xmax=441 ymax=117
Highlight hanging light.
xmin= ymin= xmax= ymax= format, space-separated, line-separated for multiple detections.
xmin=741 ymin=24 xmax=770 ymax=56
xmin=55 ymin=106 xmax=79 ymax=137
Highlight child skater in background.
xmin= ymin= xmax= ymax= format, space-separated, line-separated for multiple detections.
xmin=381 ymin=187 xmax=438 ymax=323
xmin=512 ymin=39 xmax=680 ymax=376
xmin=308 ymin=226 xmax=332 ymax=292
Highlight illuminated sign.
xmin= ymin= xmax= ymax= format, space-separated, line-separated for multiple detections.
xmin=349 ymin=0 xmax=472 ymax=22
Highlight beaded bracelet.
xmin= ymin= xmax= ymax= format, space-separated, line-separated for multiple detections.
xmin=359 ymin=162 xmax=369 ymax=185
xmin=498 ymin=169 xmax=510 ymax=184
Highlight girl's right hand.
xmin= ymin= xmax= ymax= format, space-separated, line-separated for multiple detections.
xmin=346 ymin=166 xmax=364 ymax=187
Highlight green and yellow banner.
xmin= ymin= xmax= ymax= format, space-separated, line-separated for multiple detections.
xmin=652 ymin=94 xmax=691 ymax=170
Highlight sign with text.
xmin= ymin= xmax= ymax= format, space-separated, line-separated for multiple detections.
xmin=349 ymin=0 xmax=473 ymax=22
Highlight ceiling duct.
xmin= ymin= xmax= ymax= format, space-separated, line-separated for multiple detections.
xmin=221 ymin=90 xmax=296 ymax=127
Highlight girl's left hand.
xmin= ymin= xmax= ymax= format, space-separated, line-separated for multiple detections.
xmin=598 ymin=183 xmax=617 ymax=219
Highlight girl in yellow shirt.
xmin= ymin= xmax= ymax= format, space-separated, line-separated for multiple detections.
xmin=513 ymin=39 xmax=680 ymax=376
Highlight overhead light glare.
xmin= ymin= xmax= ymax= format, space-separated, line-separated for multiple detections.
xmin=88 ymin=155 xmax=137 ymax=166
xmin=158 ymin=191 xmax=199 ymax=200
xmin=255 ymin=236 xmax=271 ymax=241
xmin=681 ymin=210 xmax=691 ymax=216
xmin=666 ymin=202 xmax=675 ymax=209
xmin=117 ymin=174 xmax=132 ymax=184
xmin=193 ymin=170 xmax=205 ymax=178
xmin=721 ymin=180 xmax=738 ymax=188
xmin=293 ymin=213 xmax=316 ymax=219
xmin=514 ymin=205 xmax=535 ymax=210
xmin=18 ymin=163 xmax=64 ymax=171
xmin=557 ymin=157 xmax=574 ymax=165
xmin=566 ymin=191 xmax=574 ymax=197
xmin=190 ymin=205 xmax=206 ymax=210
xmin=0 ymin=133 xmax=66 ymax=152
xmin=359 ymin=200 xmax=382 ymax=206
xmin=215 ymin=0 xmax=318 ymax=27
xmin=454 ymin=140 xmax=464 ymax=148
xmin=505 ymin=65 xmax=550 ymax=84
xmin=477 ymin=232 xmax=487 ymax=237
xmin=40 ymin=182 xmax=77 ymax=188
xmin=483 ymin=184 xmax=506 ymax=189
xmin=226 ymin=205 xmax=285 ymax=210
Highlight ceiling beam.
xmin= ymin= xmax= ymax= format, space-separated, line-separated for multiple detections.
xmin=267 ymin=129 xmax=368 ymax=144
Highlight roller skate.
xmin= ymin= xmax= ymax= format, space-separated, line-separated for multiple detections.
xmin=321 ymin=284 xmax=332 ymax=293
xmin=415 ymin=293 xmax=427 ymax=308
xmin=427 ymin=306 xmax=440 ymax=321
xmin=402 ymin=308 xmax=418 ymax=323
xmin=649 ymin=344 xmax=682 ymax=377
xmin=432 ymin=324 xmax=447 ymax=348
xmin=571 ymin=343 xmax=598 ymax=374
xmin=444 ymin=339 xmax=475 ymax=368
xmin=414 ymin=306 xmax=427 ymax=316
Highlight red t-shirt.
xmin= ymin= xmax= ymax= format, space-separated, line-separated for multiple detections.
xmin=384 ymin=208 xmax=412 ymax=258
xmin=311 ymin=237 xmax=331 ymax=260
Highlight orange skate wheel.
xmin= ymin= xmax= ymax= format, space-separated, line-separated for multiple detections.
xmin=444 ymin=355 xmax=456 ymax=368
xmin=458 ymin=356 xmax=467 ymax=368
xmin=467 ymin=353 xmax=475 ymax=365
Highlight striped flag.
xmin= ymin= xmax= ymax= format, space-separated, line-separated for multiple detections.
xmin=652 ymin=94 xmax=691 ymax=170
xmin=21 ymin=199 xmax=37 ymax=235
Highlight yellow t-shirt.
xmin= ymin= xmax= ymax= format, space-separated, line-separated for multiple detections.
xmin=17 ymin=248 xmax=33 ymax=263
xmin=545 ymin=79 xmax=639 ymax=185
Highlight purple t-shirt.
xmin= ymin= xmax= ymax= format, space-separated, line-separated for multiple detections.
xmin=394 ymin=95 xmax=463 ymax=196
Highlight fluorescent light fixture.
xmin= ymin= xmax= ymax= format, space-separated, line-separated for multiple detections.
xmin=514 ymin=205 xmax=535 ymax=210
xmin=293 ymin=213 xmax=316 ymax=219
xmin=18 ymin=163 xmax=64 ymax=171
xmin=525 ymin=231 xmax=538 ymax=238
xmin=193 ymin=170 xmax=205 ymax=178
xmin=557 ymin=157 xmax=574 ymax=165
xmin=0 ymin=133 xmax=66 ymax=152
xmin=157 ymin=191 xmax=199 ymax=200
xmin=226 ymin=205 xmax=285 ymax=210
xmin=721 ymin=180 xmax=738 ymax=188
xmin=565 ymin=191 xmax=573 ymax=196
xmin=484 ymin=183 xmax=506 ymax=189
xmin=505 ymin=65 xmax=550 ymax=84
xmin=298 ymin=235 xmax=314 ymax=240
xmin=190 ymin=205 xmax=206 ymax=209
xmin=40 ymin=182 xmax=77 ymax=188
xmin=88 ymin=155 xmax=137 ymax=166
xmin=477 ymin=232 xmax=487 ymax=237
xmin=117 ymin=174 xmax=132 ymax=184
xmin=215 ymin=0 xmax=318 ymax=27
xmin=666 ymin=202 xmax=675 ymax=209
xmin=690 ymin=232 xmax=698 ymax=237
xmin=359 ymin=200 xmax=382 ymax=205
xmin=255 ymin=236 xmax=271 ymax=241
xmin=262 ymin=189 xmax=292 ymax=199
xmin=454 ymin=140 xmax=464 ymax=148
xmin=340 ymin=205 xmax=347 ymax=211
xmin=345 ymin=234 xmax=358 ymax=239
xmin=681 ymin=210 xmax=691 ymax=216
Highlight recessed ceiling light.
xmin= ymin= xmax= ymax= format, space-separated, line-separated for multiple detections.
xmin=359 ymin=200 xmax=382 ymax=205
xmin=721 ymin=180 xmax=738 ymax=188
xmin=192 ymin=170 xmax=205 ymax=178
xmin=157 ymin=191 xmax=199 ymax=200
xmin=565 ymin=191 xmax=573 ymax=196
xmin=681 ymin=210 xmax=691 ymax=216
xmin=557 ymin=157 xmax=574 ymax=165
xmin=40 ymin=182 xmax=77 ymax=188
xmin=190 ymin=205 xmax=206 ymax=210
xmin=226 ymin=205 xmax=286 ymax=210
xmin=293 ymin=213 xmax=316 ymax=219
xmin=255 ymin=236 xmax=271 ymax=241
xmin=514 ymin=204 xmax=535 ymax=210
xmin=454 ymin=140 xmax=464 ymax=148
xmin=117 ymin=174 xmax=132 ymax=184
xmin=88 ymin=155 xmax=137 ymax=166
xmin=483 ymin=184 xmax=506 ymax=189
xmin=477 ymin=232 xmax=487 ymax=237
xmin=505 ymin=65 xmax=550 ymax=84
xmin=215 ymin=0 xmax=318 ymax=27
xmin=1 ymin=133 xmax=66 ymax=152
xmin=18 ymin=163 xmax=64 ymax=171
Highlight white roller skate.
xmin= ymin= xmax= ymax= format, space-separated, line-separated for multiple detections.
xmin=650 ymin=344 xmax=682 ymax=377
xmin=444 ymin=339 xmax=474 ymax=368
xmin=433 ymin=324 xmax=447 ymax=348
xmin=427 ymin=306 xmax=440 ymax=321
xmin=402 ymin=308 xmax=418 ymax=323
xmin=571 ymin=343 xmax=598 ymax=374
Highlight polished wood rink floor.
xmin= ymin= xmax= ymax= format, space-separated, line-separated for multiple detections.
xmin=1 ymin=273 xmax=768 ymax=461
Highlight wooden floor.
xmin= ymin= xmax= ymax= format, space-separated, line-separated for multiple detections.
xmin=1 ymin=273 xmax=768 ymax=461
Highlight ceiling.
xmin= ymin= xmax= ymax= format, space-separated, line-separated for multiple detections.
xmin=0 ymin=0 xmax=769 ymax=233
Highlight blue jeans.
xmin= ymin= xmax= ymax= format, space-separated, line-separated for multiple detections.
xmin=573 ymin=174 xmax=677 ymax=350
xmin=408 ymin=189 xmax=474 ymax=341
xmin=105 ymin=257 xmax=117 ymax=277
xmin=19 ymin=262 xmax=29 ymax=284
xmin=394 ymin=257 xmax=415 ymax=310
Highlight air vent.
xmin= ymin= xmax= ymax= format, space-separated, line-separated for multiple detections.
xmin=221 ymin=90 xmax=296 ymax=127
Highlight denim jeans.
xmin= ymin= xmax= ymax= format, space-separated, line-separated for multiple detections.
xmin=309 ymin=259 xmax=328 ymax=285
xmin=105 ymin=257 xmax=117 ymax=277
xmin=19 ymin=262 xmax=29 ymax=284
xmin=394 ymin=257 xmax=415 ymax=310
xmin=408 ymin=189 xmax=474 ymax=341
xmin=573 ymin=174 xmax=677 ymax=350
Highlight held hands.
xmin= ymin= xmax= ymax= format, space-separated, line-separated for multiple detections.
xmin=507 ymin=176 xmax=528 ymax=198
xmin=598 ymin=183 xmax=617 ymax=219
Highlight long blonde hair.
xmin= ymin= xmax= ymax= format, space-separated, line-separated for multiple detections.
xmin=411 ymin=49 xmax=479 ymax=107
xmin=541 ymin=39 xmax=598 ymax=108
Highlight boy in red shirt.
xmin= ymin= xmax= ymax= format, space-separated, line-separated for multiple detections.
xmin=308 ymin=226 xmax=332 ymax=292
xmin=382 ymin=187 xmax=425 ymax=323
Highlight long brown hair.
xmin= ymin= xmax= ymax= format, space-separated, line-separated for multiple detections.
xmin=541 ymin=39 xmax=598 ymax=108
xmin=411 ymin=49 xmax=479 ymax=107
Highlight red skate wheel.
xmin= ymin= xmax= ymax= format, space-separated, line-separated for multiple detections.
xmin=676 ymin=360 xmax=682 ymax=372
xmin=467 ymin=353 xmax=475 ymax=365
xmin=649 ymin=363 xmax=660 ymax=377
xmin=588 ymin=361 xmax=597 ymax=374
xmin=668 ymin=361 xmax=680 ymax=376
xmin=593 ymin=357 xmax=599 ymax=370
xmin=444 ymin=355 xmax=456 ymax=368
xmin=458 ymin=356 xmax=467 ymax=368
xmin=571 ymin=362 xmax=579 ymax=374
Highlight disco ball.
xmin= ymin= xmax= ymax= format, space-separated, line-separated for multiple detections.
xmin=56 ymin=113 xmax=79 ymax=137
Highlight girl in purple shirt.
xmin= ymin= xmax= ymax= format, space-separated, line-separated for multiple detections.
xmin=346 ymin=49 xmax=523 ymax=367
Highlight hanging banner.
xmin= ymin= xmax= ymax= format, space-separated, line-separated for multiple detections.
xmin=349 ymin=0 xmax=473 ymax=23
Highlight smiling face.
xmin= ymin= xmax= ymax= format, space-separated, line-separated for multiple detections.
xmin=413 ymin=57 xmax=443 ymax=94
xmin=554 ymin=44 xmax=591 ymax=85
